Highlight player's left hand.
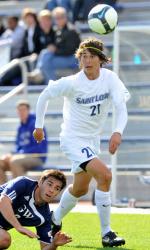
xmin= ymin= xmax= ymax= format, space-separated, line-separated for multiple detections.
xmin=53 ymin=231 xmax=72 ymax=246
xmin=109 ymin=132 xmax=122 ymax=154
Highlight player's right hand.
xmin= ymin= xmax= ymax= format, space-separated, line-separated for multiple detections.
xmin=33 ymin=128 xmax=45 ymax=143
xmin=16 ymin=226 xmax=38 ymax=238
xmin=109 ymin=132 xmax=121 ymax=154
xmin=53 ymin=231 xmax=72 ymax=246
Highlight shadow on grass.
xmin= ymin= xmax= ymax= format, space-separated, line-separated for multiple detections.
xmin=65 ymin=245 xmax=132 ymax=250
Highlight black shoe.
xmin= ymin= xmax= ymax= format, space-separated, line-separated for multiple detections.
xmin=51 ymin=212 xmax=62 ymax=237
xmin=102 ymin=231 xmax=125 ymax=247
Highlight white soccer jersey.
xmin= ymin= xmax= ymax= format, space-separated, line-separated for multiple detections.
xmin=35 ymin=68 xmax=130 ymax=137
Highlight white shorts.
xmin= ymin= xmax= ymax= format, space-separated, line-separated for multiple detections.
xmin=60 ymin=136 xmax=101 ymax=173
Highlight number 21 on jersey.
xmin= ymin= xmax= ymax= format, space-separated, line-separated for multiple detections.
xmin=90 ymin=103 xmax=101 ymax=116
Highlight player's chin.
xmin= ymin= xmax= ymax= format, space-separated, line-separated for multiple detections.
xmin=44 ymin=194 xmax=52 ymax=202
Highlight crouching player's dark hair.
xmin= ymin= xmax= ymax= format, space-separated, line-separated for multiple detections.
xmin=40 ymin=169 xmax=67 ymax=190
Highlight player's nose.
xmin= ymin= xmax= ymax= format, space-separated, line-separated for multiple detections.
xmin=48 ymin=187 xmax=55 ymax=195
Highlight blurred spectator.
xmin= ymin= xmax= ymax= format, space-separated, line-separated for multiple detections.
xmin=0 ymin=100 xmax=48 ymax=184
xmin=35 ymin=6 xmax=81 ymax=83
xmin=44 ymin=0 xmax=72 ymax=13
xmin=73 ymin=0 xmax=118 ymax=22
xmin=0 ymin=17 xmax=5 ymax=36
xmin=38 ymin=9 xmax=55 ymax=51
xmin=44 ymin=0 xmax=74 ymax=21
xmin=102 ymin=0 xmax=119 ymax=8
xmin=21 ymin=8 xmax=41 ymax=57
xmin=0 ymin=16 xmax=25 ymax=87
xmin=28 ymin=9 xmax=55 ymax=84
xmin=0 ymin=9 xmax=41 ymax=87
xmin=1 ymin=16 xmax=25 ymax=60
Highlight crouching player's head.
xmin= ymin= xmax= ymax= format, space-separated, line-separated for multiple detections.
xmin=37 ymin=169 xmax=67 ymax=204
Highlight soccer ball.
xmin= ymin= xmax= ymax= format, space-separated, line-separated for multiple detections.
xmin=88 ymin=4 xmax=118 ymax=35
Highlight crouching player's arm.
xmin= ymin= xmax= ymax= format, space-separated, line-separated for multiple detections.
xmin=0 ymin=195 xmax=38 ymax=238
xmin=41 ymin=231 xmax=72 ymax=250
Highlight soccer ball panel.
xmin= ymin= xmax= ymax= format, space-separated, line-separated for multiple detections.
xmin=88 ymin=4 xmax=118 ymax=35
xmin=105 ymin=8 xmax=118 ymax=29
xmin=88 ymin=18 xmax=106 ymax=34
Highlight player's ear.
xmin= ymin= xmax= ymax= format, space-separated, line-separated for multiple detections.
xmin=38 ymin=179 xmax=43 ymax=186
xmin=38 ymin=176 xmax=46 ymax=185
xmin=79 ymin=61 xmax=83 ymax=69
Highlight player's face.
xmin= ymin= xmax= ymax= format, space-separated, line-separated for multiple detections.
xmin=80 ymin=50 xmax=101 ymax=79
xmin=38 ymin=176 xmax=62 ymax=203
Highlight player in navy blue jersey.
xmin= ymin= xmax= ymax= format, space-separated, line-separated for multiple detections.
xmin=0 ymin=170 xmax=72 ymax=250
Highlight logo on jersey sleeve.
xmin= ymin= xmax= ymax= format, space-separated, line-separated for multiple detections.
xmin=24 ymin=196 xmax=30 ymax=201
xmin=7 ymin=190 xmax=17 ymax=201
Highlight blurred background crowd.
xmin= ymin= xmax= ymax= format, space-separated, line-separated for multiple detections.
xmin=0 ymin=0 xmax=120 ymax=86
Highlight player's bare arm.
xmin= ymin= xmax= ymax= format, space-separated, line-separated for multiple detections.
xmin=109 ymin=132 xmax=122 ymax=155
xmin=40 ymin=231 xmax=72 ymax=250
xmin=0 ymin=195 xmax=38 ymax=238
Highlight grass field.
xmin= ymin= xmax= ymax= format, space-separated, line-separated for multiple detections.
xmin=8 ymin=212 xmax=150 ymax=250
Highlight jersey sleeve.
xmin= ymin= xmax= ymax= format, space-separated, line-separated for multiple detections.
xmin=109 ymin=72 xmax=130 ymax=135
xmin=109 ymin=71 xmax=130 ymax=105
xmin=46 ymin=77 xmax=74 ymax=98
xmin=0 ymin=177 xmax=29 ymax=203
xmin=36 ymin=220 xmax=52 ymax=244
xmin=35 ymin=77 xmax=74 ymax=128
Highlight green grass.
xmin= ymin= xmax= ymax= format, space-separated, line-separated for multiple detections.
xmin=9 ymin=213 xmax=150 ymax=250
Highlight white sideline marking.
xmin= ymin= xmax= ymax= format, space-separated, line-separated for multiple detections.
xmin=50 ymin=203 xmax=150 ymax=214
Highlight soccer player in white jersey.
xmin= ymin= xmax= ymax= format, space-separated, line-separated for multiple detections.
xmin=33 ymin=37 xmax=130 ymax=247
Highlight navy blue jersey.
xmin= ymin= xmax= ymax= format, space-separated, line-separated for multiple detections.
xmin=0 ymin=176 xmax=52 ymax=244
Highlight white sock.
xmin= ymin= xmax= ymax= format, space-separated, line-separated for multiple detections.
xmin=95 ymin=189 xmax=111 ymax=237
xmin=53 ymin=187 xmax=79 ymax=225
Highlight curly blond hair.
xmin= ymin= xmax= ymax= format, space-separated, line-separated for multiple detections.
xmin=75 ymin=37 xmax=110 ymax=67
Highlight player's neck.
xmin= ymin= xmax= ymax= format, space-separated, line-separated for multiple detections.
xmin=84 ymin=69 xmax=100 ymax=80
xmin=34 ymin=186 xmax=45 ymax=206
